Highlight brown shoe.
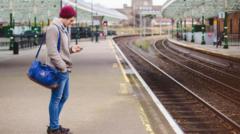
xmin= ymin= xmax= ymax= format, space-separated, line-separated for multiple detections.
xmin=47 ymin=127 xmax=62 ymax=134
xmin=47 ymin=126 xmax=72 ymax=134
xmin=59 ymin=125 xmax=70 ymax=133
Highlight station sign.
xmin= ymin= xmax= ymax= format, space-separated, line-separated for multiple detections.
xmin=218 ymin=12 xmax=225 ymax=19
xmin=93 ymin=20 xmax=100 ymax=26
xmin=139 ymin=6 xmax=152 ymax=11
xmin=93 ymin=16 xmax=104 ymax=26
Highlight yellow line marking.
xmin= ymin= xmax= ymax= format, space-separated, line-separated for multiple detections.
xmin=138 ymin=105 xmax=155 ymax=134
xmin=109 ymin=40 xmax=130 ymax=83
xmin=119 ymin=83 xmax=130 ymax=95
xmin=109 ymin=39 xmax=155 ymax=134
xmin=112 ymin=63 xmax=119 ymax=68
xmin=132 ymin=76 xmax=156 ymax=134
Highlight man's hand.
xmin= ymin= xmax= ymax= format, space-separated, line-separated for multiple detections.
xmin=71 ymin=45 xmax=83 ymax=53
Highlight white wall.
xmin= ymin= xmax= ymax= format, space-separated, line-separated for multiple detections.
xmin=185 ymin=32 xmax=215 ymax=45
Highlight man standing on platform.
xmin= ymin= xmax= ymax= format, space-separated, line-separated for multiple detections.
xmin=45 ymin=6 xmax=82 ymax=134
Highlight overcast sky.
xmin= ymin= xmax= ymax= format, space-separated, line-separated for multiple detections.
xmin=83 ymin=0 xmax=167 ymax=8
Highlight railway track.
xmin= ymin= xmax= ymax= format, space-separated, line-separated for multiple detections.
xmin=153 ymin=40 xmax=240 ymax=124
xmin=114 ymin=36 xmax=240 ymax=133
xmin=165 ymin=41 xmax=240 ymax=77
xmin=154 ymin=40 xmax=240 ymax=106
xmin=156 ymin=40 xmax=240 ymax=90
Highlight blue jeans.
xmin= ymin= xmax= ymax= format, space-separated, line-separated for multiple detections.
xmin=49 ymin=72 xmax=69 ymax=130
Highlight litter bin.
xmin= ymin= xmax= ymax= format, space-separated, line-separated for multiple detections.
xmin=13 ymin=41 xmax=19 ymax=55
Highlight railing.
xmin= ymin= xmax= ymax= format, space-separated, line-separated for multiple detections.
xmin=0 ymin=34 xmax=45 ymax=50
xmin=228 ymin=34 xmax=240 ymax=46
xmin=0 ymin=42 xmax=10 ymax=48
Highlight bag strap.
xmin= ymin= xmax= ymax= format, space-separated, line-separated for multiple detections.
xmin=35 ymin=25 xmax=61 ymax=59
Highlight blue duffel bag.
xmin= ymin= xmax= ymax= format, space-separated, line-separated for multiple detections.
xmin=27 ymin=27 xmax=61 ymax=89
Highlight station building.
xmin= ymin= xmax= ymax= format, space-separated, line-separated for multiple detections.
xmin=161 ymin=0 xmax=240 ymax=48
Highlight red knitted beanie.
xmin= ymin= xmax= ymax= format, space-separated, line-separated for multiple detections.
xmin=59 ymin=6 xmax=77 ymax=19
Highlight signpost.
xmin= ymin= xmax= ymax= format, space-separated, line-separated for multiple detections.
xmin=93 ymin=16 xmax=104 ymax=42
xmin=139 ymin=7 xmax=161 ymax=37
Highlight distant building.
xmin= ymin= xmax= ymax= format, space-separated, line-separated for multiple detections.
xmin=116 ymin=4 xmax=133 ymax=26
xmin=132 ymin=0 xmax=153 ymax=10
xmin=116 ymin=0 xmax=162 ymax=27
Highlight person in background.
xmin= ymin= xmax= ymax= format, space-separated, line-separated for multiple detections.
xmin=45 ymin=5 xmax=82 ymax=134
xmin=213 ymin=34 xmax=217 ymax=46
xmin=216 ymin=32 xmax=224 ymax=48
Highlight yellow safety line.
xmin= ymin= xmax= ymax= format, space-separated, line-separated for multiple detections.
xmin=109 ymin=39 xmax=155 ymax=134
xmin=109 ymin=40 xmax=130 ymax=83
xmin=132 ymin=76 xmax=156 ymax=134
xmin=138 ymin=105 xmax=155 ymax=134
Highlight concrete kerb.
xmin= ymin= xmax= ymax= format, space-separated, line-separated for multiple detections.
xmin=168 ymin=38 xmax=240 ymax=63
xmin=111 ymin=36 xmax=184 ymax=134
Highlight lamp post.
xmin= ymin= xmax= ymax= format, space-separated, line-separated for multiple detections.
xmin=184 ymin=19 xmax=187 ymax=41
xmin=183 ymin=0 xmax=187 ymax=41
xmin=223 ymin=0 xmax=228 ymax=49
xmin=139 ymin=8 xmax=142 ymax=37
xmin=176 ymin=20 xmax=179 ymax=39
xmin=75 ymin=0 xmax=79 ymax=44
xmin=60 ymin=0 xmax=63 ymax=9
xmin=201 ymin=1 xmax=206 ymax=45
xmin=201 ymin=15 xmax=206 ymax=45
xmin=159 ymin=17 xmax=162 ymax=36
xmin=91 ymin=0 xmax=94 ymax=42
xmin=171 ymin=18 xmax=174 ymax=38
xmin=9 ymin=0 xmax=14 ymax=50
xmin=143 ymin=16 xmax=146 ymax=37
xmin=33 ymin=0 xmax=38 ymax=45
xmin=47 ymin=10 xmax=50 ymax=26
xmin=9 ymin=13 xmax=14 ymax=50
xmin=180 ymin=19 xmax=183 ymax=39
xmin=191 ymin=17 xmax=195 ymax=42
xmin=133 ymin=4 xmax=135 ymax=33
xmin=191 ymin=9 xmax=195 ymax=42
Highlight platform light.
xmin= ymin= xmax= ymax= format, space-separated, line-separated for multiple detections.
xmin=201 ymin=0 xmax=206 ymax=45
xmin=223 ymin=0 xmax=229 ymax=49
xmin=91 ymin=0 xmax=94 ymax=42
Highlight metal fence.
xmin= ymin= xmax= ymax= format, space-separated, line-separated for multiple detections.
xmin=0 ymin=34 xmax=45 ymax=50
xmin=228 ymin=34 xmax=240 ymax=46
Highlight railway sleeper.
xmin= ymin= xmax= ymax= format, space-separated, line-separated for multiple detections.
xmin=159 ymin=97 xmax=194 ymax=101
xmin=166 ymin=106 xmax=201 ymax=111
xmin=183 ymin=128 xmax=236 ymax=134
xmin=178 ymin=120 xmax=223 ymax=125
xmin=173 ymin=115 xmax=214 ymax=120
xmin=170 ymin=110 xmax=204 ymax=114
xmin=161 ymin=101 xmax=198 ymax=105
xmin=155 ymin=94 xmax=190 ymax=98
xmin=164 ymin=104 xmax=203 ymax=109
xmin=180 ymin=123 xmax=231 ymax=130
xmin=154 ymin=91 xmax=188 ymax=95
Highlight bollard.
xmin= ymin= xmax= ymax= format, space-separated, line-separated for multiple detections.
xmin=13 ymin=41 xmax=19 ymax=55
xmin=95 ymin=32 xmax=99 ymax=43
xmin=91 ymin=32 xmax=94 ymax=42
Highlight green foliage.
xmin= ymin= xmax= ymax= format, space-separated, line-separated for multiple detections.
xmin=134 ymin=39 xmax=150 ymax=52
xmin=144 ymin=14 xmax=156 ymax=19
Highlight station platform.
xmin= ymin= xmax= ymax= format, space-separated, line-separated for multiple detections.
xmin=168 ymin=38 xmax=240 ymax=62
xmin=0 ymin=38 xmax=176 ymax=134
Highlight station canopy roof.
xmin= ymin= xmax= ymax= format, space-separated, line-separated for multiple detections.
xmin=0 ymin=0 xmax=127 ymax=24
xmin=161 ymin=0 xmax=240 ymax=19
